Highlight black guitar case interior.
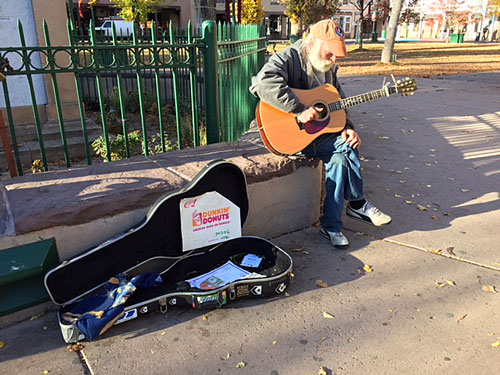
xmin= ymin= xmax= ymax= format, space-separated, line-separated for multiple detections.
xmin=44 ymin=160 xmax=293 ymax=343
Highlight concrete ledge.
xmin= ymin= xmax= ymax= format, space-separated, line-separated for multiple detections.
xmin=0 ymin=128 xmax=322 ymax=261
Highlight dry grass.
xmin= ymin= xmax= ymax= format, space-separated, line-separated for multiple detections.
xmin=341 ymin=42 xmax=500 ymax=77
xmin=269 ymin=42 xmax=500 ymax=77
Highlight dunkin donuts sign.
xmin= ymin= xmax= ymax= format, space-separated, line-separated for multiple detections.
xmin=180 ymin=191 xmax=241 ymax=251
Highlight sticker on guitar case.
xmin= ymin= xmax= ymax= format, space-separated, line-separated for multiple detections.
xmin=275 ymin=283 xmax=287 ymax=294
xmin=180 ymin=191 xmax=241 ymax=251
xmin=251 ymin=285 xmax=263 ymax=295
xmin=115 ymin=309 xmax=137 ymax=325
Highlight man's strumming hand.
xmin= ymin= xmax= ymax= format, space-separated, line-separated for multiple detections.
xmin=342 ymin=128 xmax=361 ymax=149
xmin=296 ymin=106 xmax=323 ymax=124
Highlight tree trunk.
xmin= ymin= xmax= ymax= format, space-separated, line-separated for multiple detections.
xmin=190 ymin=0 xmax=216 ymax=31
xmin=381 ymin=0 xmax=404 ymax=63
xmin=358 ymin=17 xmax=364 ymax=50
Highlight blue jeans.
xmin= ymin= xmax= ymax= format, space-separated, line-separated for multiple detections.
xmin=299 ymin=133 xmax=364 ymax=232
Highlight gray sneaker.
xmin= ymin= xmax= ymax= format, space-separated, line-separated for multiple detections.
xmin=319 ymin=228 xmax=349 ymax=249
xmin=346 ymin=201 xmax=392 ymax=226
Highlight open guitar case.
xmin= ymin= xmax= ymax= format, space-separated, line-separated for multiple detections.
xmin=44 ymin=160 xmax=293 ymax=343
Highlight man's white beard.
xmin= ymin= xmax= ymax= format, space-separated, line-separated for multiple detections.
xmin=309 ymin=41 xmax=334 ymax=73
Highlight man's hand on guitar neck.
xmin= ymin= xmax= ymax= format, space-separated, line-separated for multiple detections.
xmin=342 ymin=128 xmax=361 ymax=149
xmin=296 ymin=106 xmax=324 ymax=124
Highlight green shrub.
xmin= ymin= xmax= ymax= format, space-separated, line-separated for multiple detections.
xmin=107 ymin=88 xmax=156 ymax=114
xmin=92 ymin=130 xmax=175 ymax=161
xmin=92 ymin=130 xmax=143 ymax=161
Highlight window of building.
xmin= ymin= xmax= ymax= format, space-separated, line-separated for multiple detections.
xmin=338 ymin=15 xmax=351 ymax=33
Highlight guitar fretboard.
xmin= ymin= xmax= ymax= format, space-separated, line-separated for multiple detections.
xmin=328 ymin=88 xmax=391 ymax=112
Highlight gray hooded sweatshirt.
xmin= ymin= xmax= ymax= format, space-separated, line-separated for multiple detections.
xmin=249 ymin=39 xmax=354 ymax=129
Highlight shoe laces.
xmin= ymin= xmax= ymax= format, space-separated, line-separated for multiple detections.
xmin=364 ymin=202 xmax=381 ymax=215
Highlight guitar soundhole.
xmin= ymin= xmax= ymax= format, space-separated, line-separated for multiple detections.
xmin=314 ymin=103 xmax=329 ymax=120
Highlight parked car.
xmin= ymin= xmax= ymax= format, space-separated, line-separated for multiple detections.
xmin=94 ymin=18 xmax=139 ymax=37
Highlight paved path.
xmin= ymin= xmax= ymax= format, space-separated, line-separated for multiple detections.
xmin=1 ymin=73 xmax=500 ymax=375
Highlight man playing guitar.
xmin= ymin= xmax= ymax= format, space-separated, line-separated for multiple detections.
xmin=250 ymin=19 xmax=392 ymax=248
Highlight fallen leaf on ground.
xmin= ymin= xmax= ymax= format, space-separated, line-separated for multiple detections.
xmin=202 ymin=315 xmax=208 ymax=321
xmin=323 ymin=312 xmax=335 ymax=319
xmin=318 ymin=367 xmax=329 ymax=375
xmin=456 ymin=314 xmax=467 ymax=323
xmin=67 ymin=343 xmax=85 ymax=352
xmin=319 ymin=337 xmax=327 ymax=344
xmin=43 ymin=371 xmax=50 ymax=375
xmin=446 ymin=247 xmax=456 ymax=256
xmin=416 ymin=205 xmax=428 ymax=211
xmin=443 ymin=211 xmax=450 ymax=216
xmin=482 ymin=285 xmax=498 ymax=293
xmin=443 ymin=278 xmax=457 ymax=286
xmin=488 ymin=333 xmax=496 ymax=336
xmin=378 ymin=136 xmax=390 ymax=140
xmin=272 ymin=340 xmax=278 ymax=345
xmin=461 ymin=189 xmax=470 ymax=193
xmin=236 ymin=362 xmax=246 ymax=368
xmin=0 ymin=341 xmax=5 ymax=349
xmin=492 ymin=341 xmax=500 ymax=348
xmin=435 ymin=281 xmax=447 ymax=288
xmin=447 ymin=177 xmax=455 ymax=181
xmin=227 ymin=353 xmax=231 ymax=359
xmin=432 ymin=215 xmax=440 ymax=221
xmin=431 ymin=249 xmax=443 ymax=255
xmin=315 ymin=280 xmax=328 ymax=288
xmin=394 ymin=193 xmax=402 ymax=198
xmin=292 ymin=247 xmax=304 ymax=252
xmin=357 ymin=269 xmax=363 ymax=275
xmin=404 ymin=200 xmax=413 ymax=204
xmin=363 ymin=264 xmax=373 ymax=273
xmin=30 ymin=312 xmax=44 ymax=321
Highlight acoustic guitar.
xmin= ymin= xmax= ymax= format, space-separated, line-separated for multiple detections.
xmin=256 ymin=78 xmax=417 ymax=156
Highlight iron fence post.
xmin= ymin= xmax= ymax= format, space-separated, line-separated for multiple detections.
xmin=201 ymin=21 xmax=220 ymax=144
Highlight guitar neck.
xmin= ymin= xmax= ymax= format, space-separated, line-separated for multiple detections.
xmin=329 ymin=87 xmax=393 ymax=112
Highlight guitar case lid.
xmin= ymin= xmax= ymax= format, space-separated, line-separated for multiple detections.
xmin=45 ymin=160 xmax=249 ymax=306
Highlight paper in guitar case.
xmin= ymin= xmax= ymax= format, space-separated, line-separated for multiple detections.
xmin=44 ymin=160 xmax=293 ymax=343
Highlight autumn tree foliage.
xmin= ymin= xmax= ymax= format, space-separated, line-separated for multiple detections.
xmin=487 ymin=0 xmax=500 ymax=17
xmin=279 ymin=0 xmax=342 ymax=34
xmin=111 ymin=0 xmax=163 ymax=26
xmin=231 ymin=0 xmax=265 ymax=25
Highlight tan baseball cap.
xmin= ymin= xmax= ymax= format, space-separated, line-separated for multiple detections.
xmin=309 ymin=19 xmax=347 ymax=57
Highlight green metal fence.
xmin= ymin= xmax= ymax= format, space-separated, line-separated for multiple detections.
xmin=0 ymin=20 xmax=265 ymax=177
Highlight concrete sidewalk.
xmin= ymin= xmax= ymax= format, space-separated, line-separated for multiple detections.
xmin=1 ymin=72 xmax=500 ymax=374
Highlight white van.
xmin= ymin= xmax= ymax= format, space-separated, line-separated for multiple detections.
xmin=95 ymin=19 xmax=138 ymax=37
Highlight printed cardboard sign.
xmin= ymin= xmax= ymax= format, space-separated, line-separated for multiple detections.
xmin=180 ymin=191 xmax=241 ymax=251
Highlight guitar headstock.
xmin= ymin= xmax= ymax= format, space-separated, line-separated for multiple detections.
xmin=392 ymin=77 xmax=417 ymax=96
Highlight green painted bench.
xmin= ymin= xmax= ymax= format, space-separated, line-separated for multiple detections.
xmin=0 ymin=238 xmax=59 ymax=316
